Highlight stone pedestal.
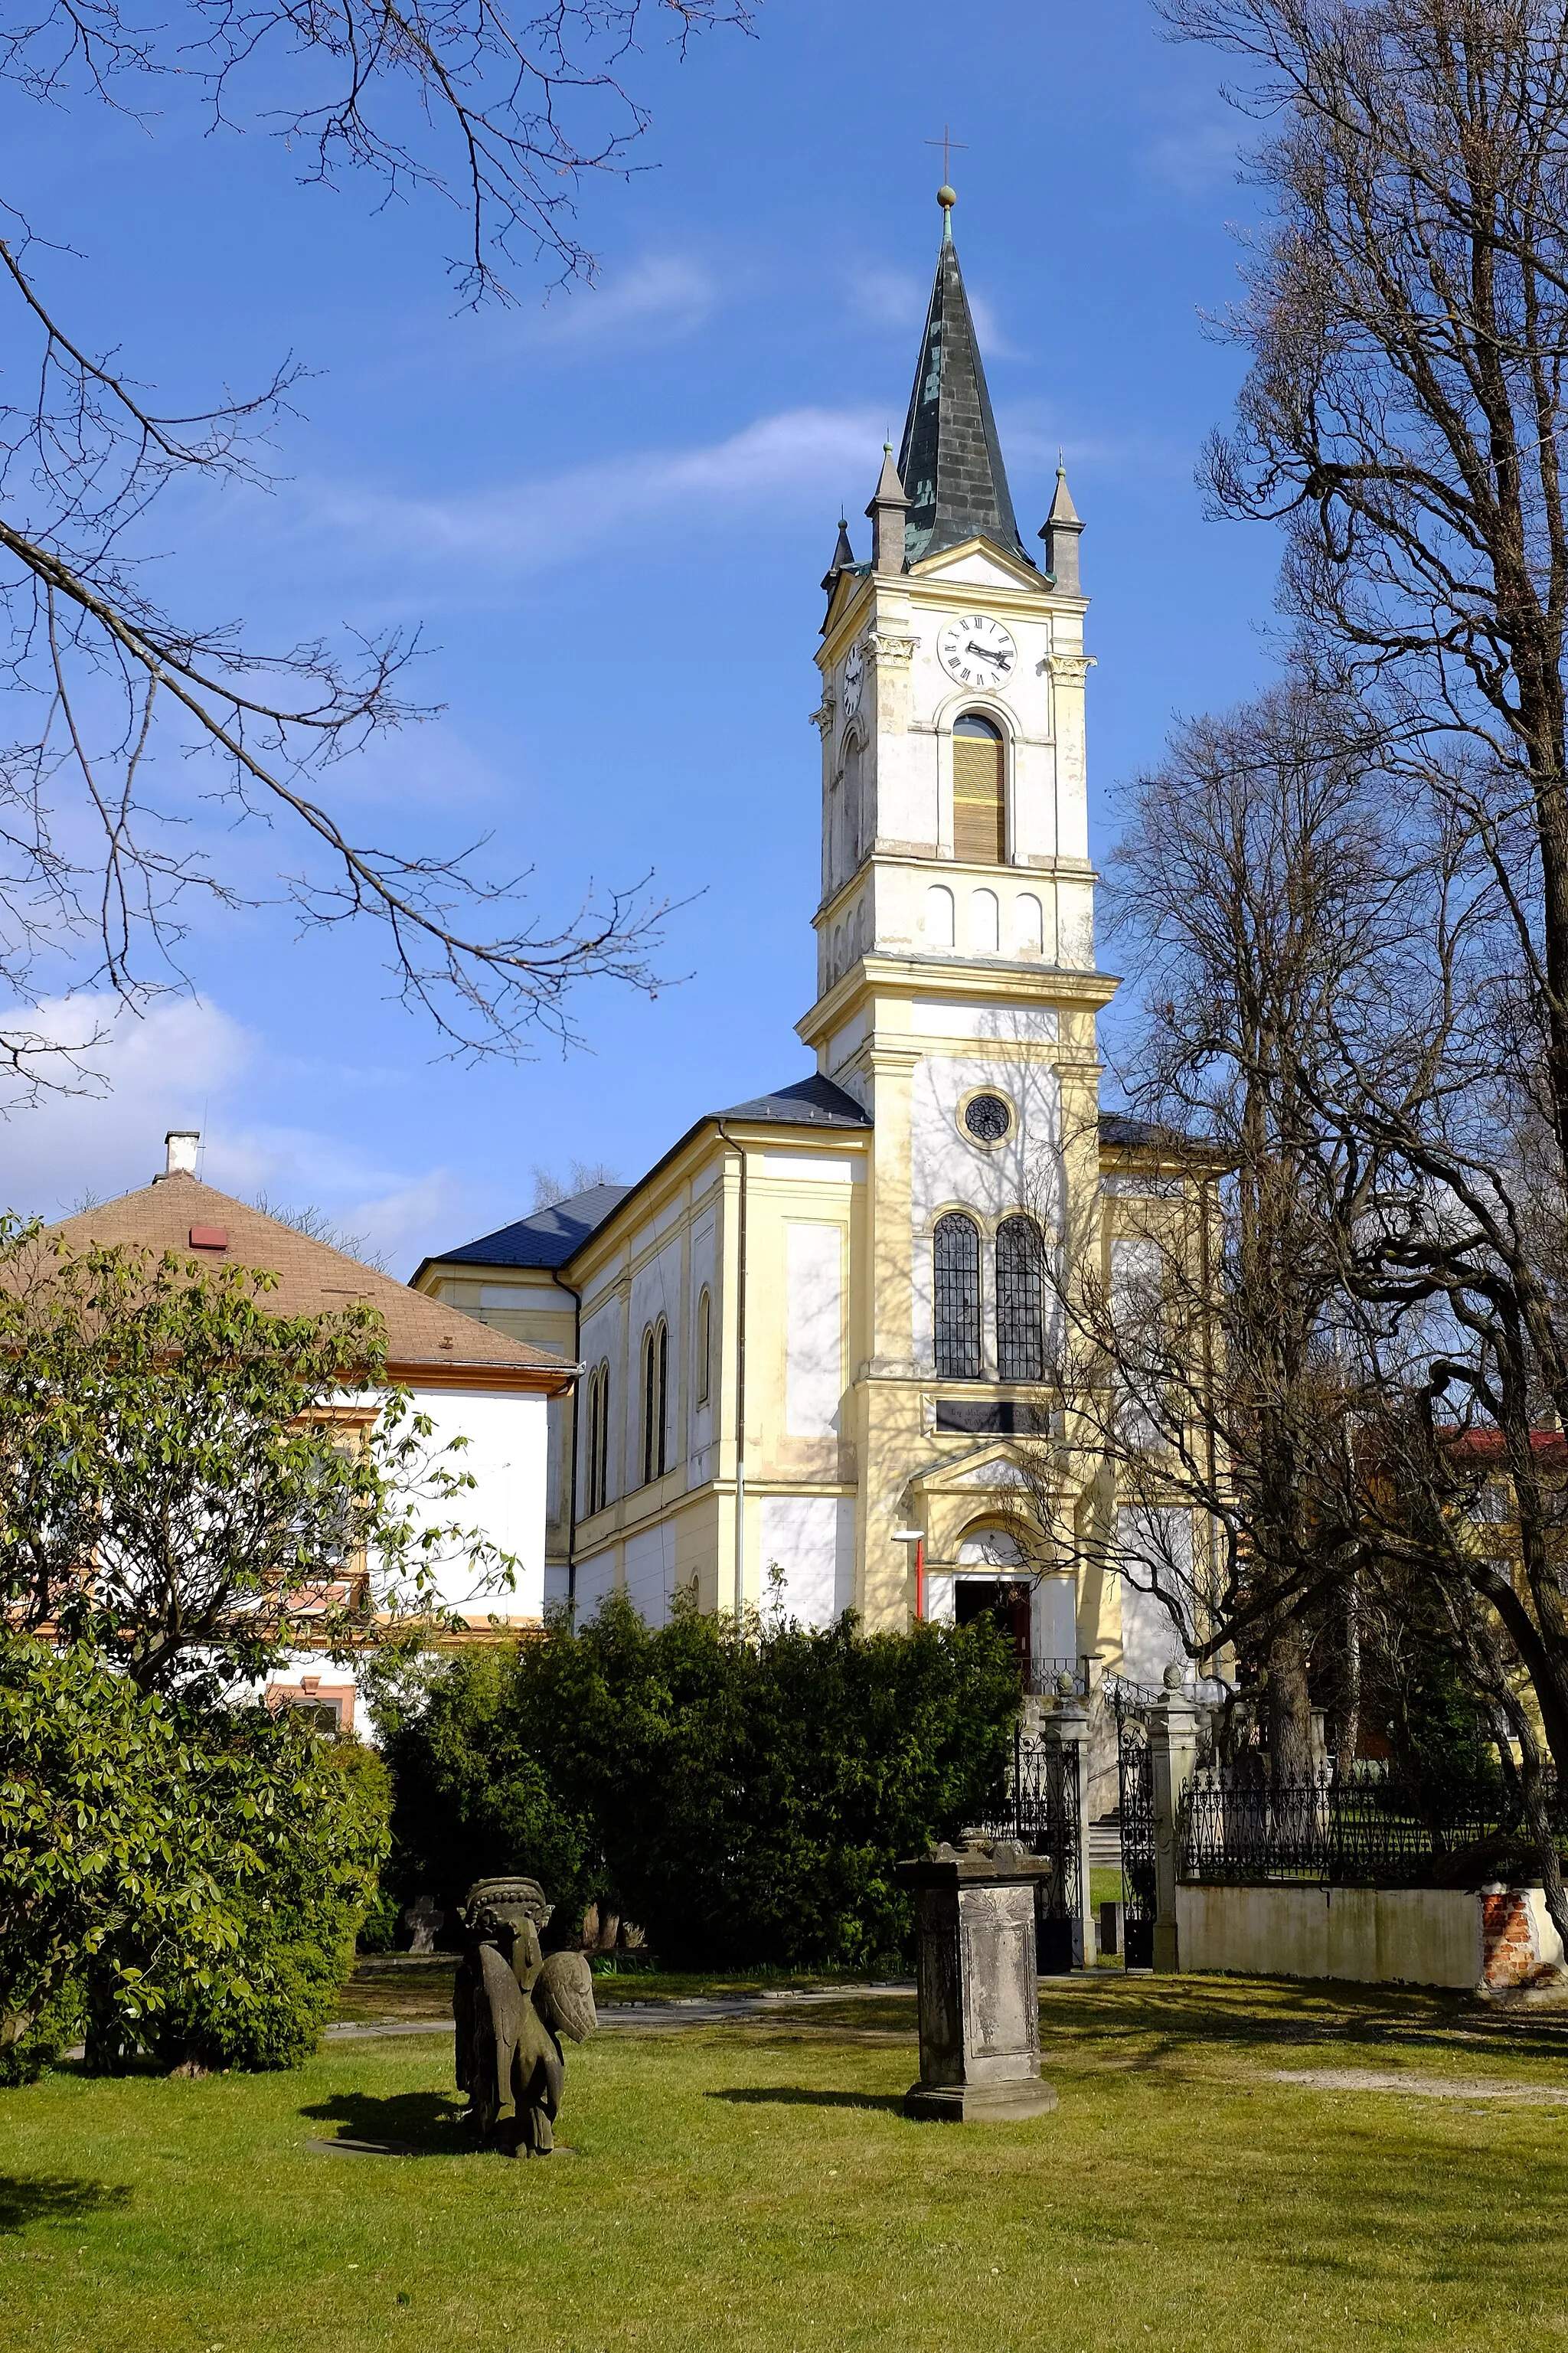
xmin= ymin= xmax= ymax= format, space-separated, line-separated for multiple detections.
xmin=897 ymin=1841 xmax=1059 ymax=2123
xmin=1148 ymin=1669 xmax=1200 ymax=1973
xmin=1036 ymin=1691 xmax=1096 ymax=1972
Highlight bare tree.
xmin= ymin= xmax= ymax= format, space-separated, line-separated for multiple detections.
xmin=0 ymin=1 xmax=752 ymax=1097
xmin=1018 ymin=679 xmax=1416 ymax=1773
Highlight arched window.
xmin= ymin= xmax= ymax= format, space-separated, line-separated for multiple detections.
xmin=952 ymin=712 xmax=1005 ymax=864
xmin=842 ymin=736 xmax=864 ymax=869
xmin=695 ymin=1287 xmax=711 ymax=1407
xmin=933 ymin=1212 xmax=982 ymax=1380
xmin=582 ymin=1363 xmax=611 ymax=1516
xmin=642 ymin=1319 xmax=668 ymax=1485
xmin=996 ymin=1216 xmax=1046 ymax=1382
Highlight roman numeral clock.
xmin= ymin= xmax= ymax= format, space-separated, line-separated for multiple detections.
xmin=937 ymin=611 xmax=1017 ymax=690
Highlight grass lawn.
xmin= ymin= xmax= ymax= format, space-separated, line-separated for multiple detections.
xmin=6 ymin=1976 xmax=1568 ymax=2351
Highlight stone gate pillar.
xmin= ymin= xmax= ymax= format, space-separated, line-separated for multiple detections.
xmin=1037 ymin=1677 xmax=1096 ymax=1971
xmin=1147 ymin=1664 xmax=1200 ymax=1973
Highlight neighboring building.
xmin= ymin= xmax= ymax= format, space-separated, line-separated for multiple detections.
xmin=413 ymin=190 xmax=1191 ymax=1690
xmin=51 ymin=1133 xmax=577 ymax=1727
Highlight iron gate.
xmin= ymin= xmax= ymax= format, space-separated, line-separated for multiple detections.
xmin=1115 ymin=1704 xmax=1157 ymax=1969
xmin=1004 ymin=1729 xmax=1083 ymax=1973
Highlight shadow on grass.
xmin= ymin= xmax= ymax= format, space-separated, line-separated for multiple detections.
xmin=0 ymin=2175 xmax=132 ymax=2231
xmin=707 ymin=2088 xmax=906 ymax=2113
xmin=299 ymin=2090 xmax=473 ymax=2156
xmin=1037 ymin=1976 xmax=1568 ymax=2074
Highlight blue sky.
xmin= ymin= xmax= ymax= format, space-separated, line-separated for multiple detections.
xmin=5 ymin=0 xmax=1284 ymax=1266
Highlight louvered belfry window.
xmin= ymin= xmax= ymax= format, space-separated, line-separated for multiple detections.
xmin=933 ymin=1212 xmax=983 ymax=1380
xmin=996 ymin=1216 xmax=1046 ymax=1382
xmin=952 ymin=713 xmax=1005 ymax=864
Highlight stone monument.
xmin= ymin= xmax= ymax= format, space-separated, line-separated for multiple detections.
xmin=453 ymin=1877 xmax=598 ymax=2156
xmin=897 ymin=1835 xmax=1058 ymax=2123
xmin=400 ymin=1894 xmax=445 ymax=1954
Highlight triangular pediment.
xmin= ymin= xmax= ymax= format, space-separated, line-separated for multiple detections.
xmin=821 ymin=563 xmax=871 ymax=642
xmin=909 ymin=535 xmax=1045 ymax=596
xmin=908 ymin=1441 xmax=1034 ymax=1496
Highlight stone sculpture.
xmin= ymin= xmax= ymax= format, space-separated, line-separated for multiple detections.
xmin=453 ymin=1877 xmax=598 ymax=2156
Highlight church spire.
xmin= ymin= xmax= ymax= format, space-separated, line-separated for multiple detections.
xmin=896 ymin=186 xmax=1031 ymax=570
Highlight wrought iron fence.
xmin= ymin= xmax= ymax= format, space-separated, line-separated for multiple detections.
xmin=1181 ymin=1763 xmax=1560 ymax=1889
xmin=1022 ymin=1654 xmax=1092 ymax=1697
xmin=982 ymin=1728 xmax=1083 ymax=1971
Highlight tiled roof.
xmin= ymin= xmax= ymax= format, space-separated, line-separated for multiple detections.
xmin=432 ymin=1183 xmax=634 ymax=1272
xmin=46 ymin=1174 xmax=572 ymax=1385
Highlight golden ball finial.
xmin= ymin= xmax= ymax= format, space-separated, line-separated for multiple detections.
xmin=937 ymin=183 xmax=957 ymax=211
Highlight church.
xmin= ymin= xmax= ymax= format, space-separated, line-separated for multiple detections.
xmin=413 ymin=188 xmax=1188 ymax=1694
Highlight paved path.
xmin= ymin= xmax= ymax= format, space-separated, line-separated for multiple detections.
xmin=1270 ymin=2066 xmax=1568 ymax=2105
xmin=325 ymin=1982 xmax=915 ymax=2041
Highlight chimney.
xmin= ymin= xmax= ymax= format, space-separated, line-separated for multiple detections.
xmin=163 ymin=1129 xmax=200 ymax=1179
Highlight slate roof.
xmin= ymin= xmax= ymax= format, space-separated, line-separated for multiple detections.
xmin=1098 ymin=1112 xmax=1166 ymax=1152
xmin=715 ymin=1075 xmax=871 ymax=1129
xmin=46 ymin=1173 xmax=573 ymax=1384
xmin=432 ymin=1183 xmax=635 ymax=1273
xmin=897 ymin=224 xmax=1032 ymax=570
xmin=423 ymin=1077 xmax=871 ymax=1283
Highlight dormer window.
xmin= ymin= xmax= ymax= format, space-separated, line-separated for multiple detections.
xmin=952 ymin=713 xmax=1005 ymax=864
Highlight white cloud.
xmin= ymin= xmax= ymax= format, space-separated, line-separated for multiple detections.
xmin=508 ymin=253 xmax=720 ymax=355
xmin=0 ymin=992 xmax=482 ymax=1276
xmin=0 ymin=995 xmax=254 ymax=1219
xmin=293 ymin=405 xmax=883 ymax=590
xmin=846 ymin=266 xmax=926 ymax=332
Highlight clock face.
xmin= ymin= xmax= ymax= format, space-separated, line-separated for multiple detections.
xmin=938 ymin=613 xmax=1018 ymax=691
xmin=842 ymin=642 xmax=864 ymax=717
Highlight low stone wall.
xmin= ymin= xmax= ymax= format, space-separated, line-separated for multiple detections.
xmin=1174 ymin=1883 xmax=1564 ymax=1989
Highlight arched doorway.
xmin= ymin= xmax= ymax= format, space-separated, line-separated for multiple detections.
xmin=953 ymin=1525 xmax=1033 ymax=1671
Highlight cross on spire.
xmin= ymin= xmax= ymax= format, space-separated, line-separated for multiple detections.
xmin=925 ymin=124 xmax=967 ymax=188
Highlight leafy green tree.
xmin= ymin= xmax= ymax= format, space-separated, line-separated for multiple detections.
xmin=0 ymin=1636 xmax=390 ymax=2077
xmin=381 ymin=1597 xmax=1022 ymax=1971
xmin=0 ymin=1217 xmax=513 ymax=1698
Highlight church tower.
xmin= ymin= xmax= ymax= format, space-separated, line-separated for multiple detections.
xmin=800 ymin=185 xmax=1117 ymax=1636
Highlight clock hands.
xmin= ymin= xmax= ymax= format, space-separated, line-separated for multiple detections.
xmin=965 ymin=639 xmax=1011 ymax=669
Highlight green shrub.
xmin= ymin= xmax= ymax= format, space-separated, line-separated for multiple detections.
xmin=381 ymin=1597 xmax=1021 ymax=1970
xmin=0 ymin=1637 xmax=390 ymax=2078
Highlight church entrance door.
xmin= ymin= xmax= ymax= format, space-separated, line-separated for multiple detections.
xmin=954 ymin=1576 xmax=1032 ymax=1672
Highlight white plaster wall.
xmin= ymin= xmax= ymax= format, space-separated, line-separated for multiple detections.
xmin=625 ymin=1521 xmax=677 ymax=1628
xmin=785 ymin=1221 xmax=844 ymax=1437
xmin=759 ymin=1494 xmax=856 ymax=1629
xmin=1175 ymin=1884 xmax=1486 ymax=1990
xmin=397 ymin=1385 xmax=549 ymax=1621
xmin=574 ymin=1547 xmax=618 ymax=1622
xmin=1032 ymin=1575 xmax=1077 ymax=1662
